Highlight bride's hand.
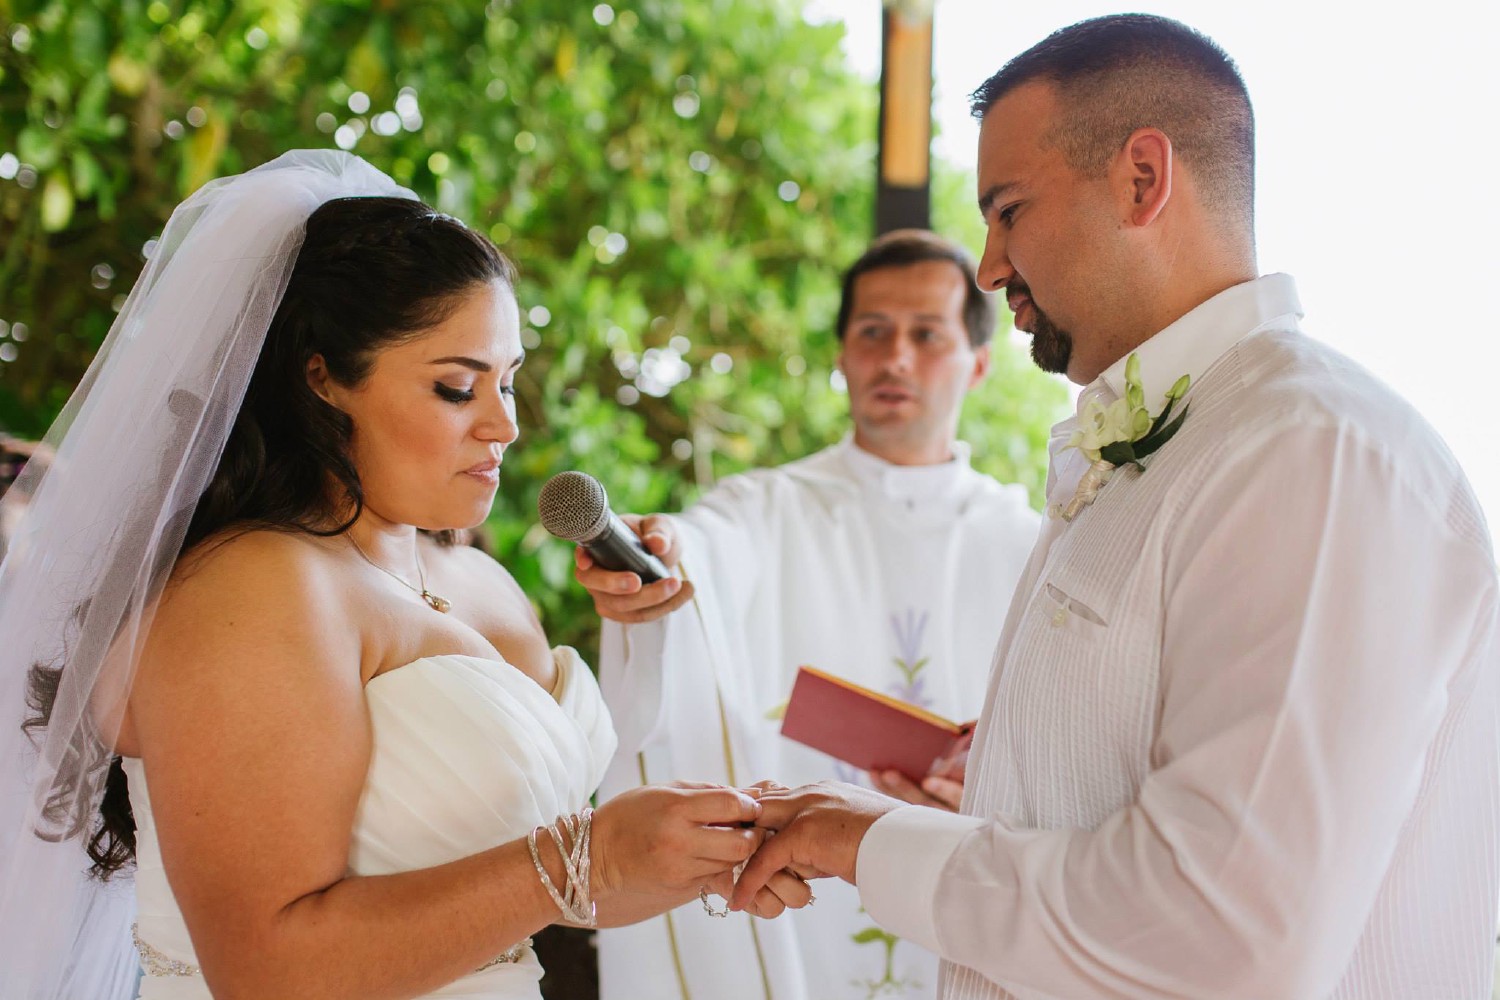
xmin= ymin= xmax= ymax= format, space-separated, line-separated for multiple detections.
xmin=590 ymin=783 xmax=763 ymax=901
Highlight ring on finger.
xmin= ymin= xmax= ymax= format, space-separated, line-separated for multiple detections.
xmin=700 ymin=886 xmax=729 ymax=918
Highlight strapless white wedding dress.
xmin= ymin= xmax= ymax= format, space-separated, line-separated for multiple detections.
xmin=123 ymin=648 xmax=616 ymax=999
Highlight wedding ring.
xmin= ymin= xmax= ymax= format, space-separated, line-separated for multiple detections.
xmin=699 ymin=885 xmax=730 ymax=917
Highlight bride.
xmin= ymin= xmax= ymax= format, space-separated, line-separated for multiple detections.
xmin=0 ymin=151 xmax=809 ymax=1000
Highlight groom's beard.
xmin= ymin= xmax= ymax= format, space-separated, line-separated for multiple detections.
xmin=1012 ymin=282 xmax=1074 ymax=375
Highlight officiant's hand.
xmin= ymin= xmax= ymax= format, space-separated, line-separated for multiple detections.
xmin=574 ymin=513 xmax=695 ymax=623
xmin=730 ymin=782 xmax=903 ymax=910
xmin=870 ymin=770 xmax=963 ymax=811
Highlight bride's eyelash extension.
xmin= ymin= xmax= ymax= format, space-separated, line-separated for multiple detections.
xmin=434 ymin=383 xmax=474 ymax=403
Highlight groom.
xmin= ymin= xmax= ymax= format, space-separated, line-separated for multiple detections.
xmin=735 ymin=14 xmax=1500 ymax=999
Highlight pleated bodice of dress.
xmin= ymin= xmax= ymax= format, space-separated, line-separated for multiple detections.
xmin=123 ymin=647 xmax=616 ymax=999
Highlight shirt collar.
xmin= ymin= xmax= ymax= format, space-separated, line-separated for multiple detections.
xmin=1045 ymin=273 xmax=1303 ymax=511
xmin=837 ymin=433 xmax=973 ymax=505
xmin=1094 ymin=272 xmax=1304 ymax=411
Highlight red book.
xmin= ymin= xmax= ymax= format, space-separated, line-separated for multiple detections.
xmin=779 ymin=666 xmax=975 ymax=782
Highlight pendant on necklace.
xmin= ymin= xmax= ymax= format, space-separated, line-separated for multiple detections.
xmin=421 ymin=590 xmax=453 ymax=613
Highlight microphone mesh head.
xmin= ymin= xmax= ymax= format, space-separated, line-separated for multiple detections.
xmin=537 ymin=471 xmax=611 ymax=543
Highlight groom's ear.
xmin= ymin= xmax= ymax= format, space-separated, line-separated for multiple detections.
xmin=1114 ymin=127 xmax=1173 ymax=228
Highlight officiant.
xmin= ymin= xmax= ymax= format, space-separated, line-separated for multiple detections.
xmin=573 ymin=229 xmax=1042 ymax=1000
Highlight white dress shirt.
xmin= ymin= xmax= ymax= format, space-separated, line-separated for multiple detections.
xmin=857 ymin=274 xmax=1500 ymax=999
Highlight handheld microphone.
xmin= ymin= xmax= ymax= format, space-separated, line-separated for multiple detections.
xmin=537 ymin=471 xmax=669 ymax=583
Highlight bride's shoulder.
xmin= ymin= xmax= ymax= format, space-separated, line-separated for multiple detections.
xmin=177 ymin=524 xmax=337 ymax=575
xmin=161 ymin=527 xmax=347 ymax=622
xmin=130 ymin=528 xmax=362 ymax=714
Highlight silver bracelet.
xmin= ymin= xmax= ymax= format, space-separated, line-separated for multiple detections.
xmin=565 ymin=808 xmax=596 ymax=926
xmin=545 ymin=814 xmax=583 ymax=914
xmin=528 ymin=809 xmax=597 ymax=927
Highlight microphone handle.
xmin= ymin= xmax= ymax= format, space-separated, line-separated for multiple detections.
xmin=584 ymin=511 xmax=670 ymax=583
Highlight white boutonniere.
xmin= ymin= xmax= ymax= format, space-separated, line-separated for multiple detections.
xmin=1055 ymin=353 xmax=1191 ymax=522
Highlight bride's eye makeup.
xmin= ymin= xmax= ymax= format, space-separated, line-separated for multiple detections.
xmin=434 ymin=382 xmax=475 ymax=403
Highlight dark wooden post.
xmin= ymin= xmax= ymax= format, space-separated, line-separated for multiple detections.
xmin=876 ymin=0 xmax=935 ymax=234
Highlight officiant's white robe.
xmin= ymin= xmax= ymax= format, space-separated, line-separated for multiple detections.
xmin=857 ymin=274 xmax=1500 ymax=999
xmin=596 ymin=437 xmax=1040 ymax=1000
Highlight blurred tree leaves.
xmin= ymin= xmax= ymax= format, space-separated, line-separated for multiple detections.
xmin=0 ymin=0 xmax=1066 ymax=655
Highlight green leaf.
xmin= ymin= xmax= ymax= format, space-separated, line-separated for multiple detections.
xmin=345 ymin=38 xmax=387 ymax=96
xmin=107 ymin=53 xmax=150 ymax=97
xmin=852 ymin=927 xmax=893 ymax=945
xmin=71 ymin=148 xmax=102 ymax=198
xmin=1099 ymin=440 xmax=1136 ymax=466
xmin=1136 ymin=403 xmax=1191 ymax=460
xmin=76 ymin=72 xmax=111 ymax=126
xmin=70 ymin=8 xmax=108 ymax=67
xmin=96 ymin=176 xmax=116 ymax=220
xmin=17 ymin=126 xmax=59 ymax=171
xmin=183 ymin=115 xmax=230 ymax=194
xmin=40 ymin=172 xmax=75 ymax=232
xmin=1145 ymin=394 xmax=1177 ymax=438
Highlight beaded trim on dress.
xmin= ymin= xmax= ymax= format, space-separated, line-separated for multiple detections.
xmin=132 ymin=924 xmax=531 ymax=977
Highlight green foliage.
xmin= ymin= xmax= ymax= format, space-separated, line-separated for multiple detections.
xmin=0 ymin=0 xmax=1065 ymax=656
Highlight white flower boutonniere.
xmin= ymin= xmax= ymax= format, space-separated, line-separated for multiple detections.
xmin=1056 ymin=353 xmax=1191 ymax=522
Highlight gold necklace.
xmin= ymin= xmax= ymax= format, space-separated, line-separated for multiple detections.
xmin=348 ymin=534 xmax=452 ymax=613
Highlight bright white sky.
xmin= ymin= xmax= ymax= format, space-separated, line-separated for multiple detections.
xmin=807 ymin=0 xmax=1500 ymax=532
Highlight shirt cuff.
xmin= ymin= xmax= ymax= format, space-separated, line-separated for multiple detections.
xmin=857 ymin=804 xmax=986 ymax=953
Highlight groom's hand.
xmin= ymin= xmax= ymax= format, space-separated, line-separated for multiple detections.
xmin=574 ymin=513 xmax=694 ymax=623
xmin=730 ymin=782 xmax=902 ymax=911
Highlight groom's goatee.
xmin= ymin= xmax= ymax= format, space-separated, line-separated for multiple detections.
xmin=1012 ymin=283 xmax=1072 ymax=374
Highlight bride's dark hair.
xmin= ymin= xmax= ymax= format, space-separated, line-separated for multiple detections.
xmin=24 ymin=195 xmax=516 ymax=878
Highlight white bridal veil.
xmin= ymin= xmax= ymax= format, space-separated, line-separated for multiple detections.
xmin=0 ymin=150 xmax=415 ymax=999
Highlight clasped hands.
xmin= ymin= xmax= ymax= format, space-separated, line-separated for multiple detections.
xmin=726 ymin=779 xmax=905 ymax=914
xmin=591 ymin=779 xmax=904 ymax=921
xmin=577 ymin=515 xmax=957 ymax=916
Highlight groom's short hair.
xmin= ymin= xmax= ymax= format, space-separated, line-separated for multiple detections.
xmin=970 ymin=14 xmax=1255 ymax=234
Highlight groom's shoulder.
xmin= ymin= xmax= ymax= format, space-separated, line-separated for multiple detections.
xmin=1209 ymin=331 xmax=1481 ymax=535
xmin=1229 ymin=330 xmax=1434 ymax=447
